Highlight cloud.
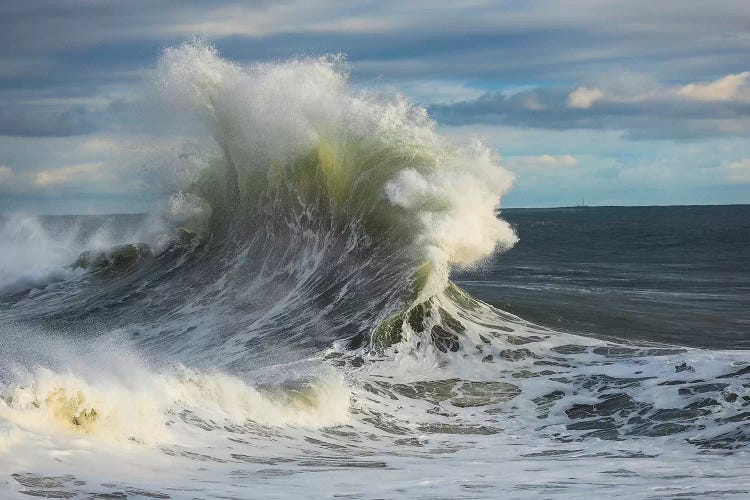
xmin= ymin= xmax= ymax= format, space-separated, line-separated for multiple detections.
xmin=33 ymin=162 xmax=106 ymax=187
xmin=678 ymin=72 xmax=750 ymax=102
xmin=0 ymin=165 xmax=13 ymax=184
xmin=523 ymin=94 xmax=546 ymax=111
xmin=1 ymin=1 xmax=749 ymax=95
xmin=376 ymin=80 xmax=485 ymax=105
xmin=507 ymin=154 xmax=578 ymax=169
xmin=725 ymin=158 xmax=750 ymax=183
xmin=0 ymin=1 xmax=748 ymax=210
xmin=431 ymin=70 xmax=750 ymax=140
xmin=567 ymin=87 xmax=605 ymax=109
xmin=0 ymin=161 xmax=112 ymax=193
xmin=0 ymin=104 xmax=96 ymax=137
xmin=566 ymin=71 xmax=750 ymax=107
xmin=80 ymin=137 xmax=121 ymax=153
xmin=0 ymin=158 xmax=136 ymax=198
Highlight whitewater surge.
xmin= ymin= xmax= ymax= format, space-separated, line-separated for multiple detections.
xmin=0 ymin=42 xmax=748 ymax=498
xmin=1 ymin=365 xmax=349 ymax=439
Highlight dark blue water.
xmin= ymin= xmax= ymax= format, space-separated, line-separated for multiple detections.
xmin=455 ymin=205 xmax=750 ymax=350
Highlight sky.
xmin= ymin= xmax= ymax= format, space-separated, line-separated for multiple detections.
xmin=0 ymin=0 xmax=749 ymax=213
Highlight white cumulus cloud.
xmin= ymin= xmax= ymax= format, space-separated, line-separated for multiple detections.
xmin=567 ymin=87 xmax=605 ymax=109
xmin=33 ymin=162 xmax=105 ymax=187
xmin=678 ymin=71 xmax=750 ymax=102
xmin=508 ymin=154 xmax=578 ymax=169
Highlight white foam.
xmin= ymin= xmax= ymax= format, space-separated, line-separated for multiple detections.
xmin=0 ymin=363 xmax=350 ymax=448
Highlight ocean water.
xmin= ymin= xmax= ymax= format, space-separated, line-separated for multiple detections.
xmin=458 ymin=205 xmax=750 ymax=350
xmin=0 ymin=43 xmax=749 ymax=499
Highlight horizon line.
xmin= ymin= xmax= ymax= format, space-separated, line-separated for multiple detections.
xmin=2 ymin=202 xmax=748 ymax=218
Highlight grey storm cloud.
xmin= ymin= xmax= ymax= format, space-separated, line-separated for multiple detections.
xmin=2 ymin=1 xmax=749 ymax=79
xmin=0 ymin=104 xmax=96 ymax=137
xmin=1 ymin=0 xmax=749 ymax=138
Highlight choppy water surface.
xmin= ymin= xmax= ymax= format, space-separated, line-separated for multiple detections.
xmin=458 ymin=205 xmax=750 ymax=349
xmin=0 ymin=43 xmax=748 ymax=499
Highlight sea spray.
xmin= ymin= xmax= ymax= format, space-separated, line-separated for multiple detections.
xmin=154 ymin=41 xmax=517 ymax=298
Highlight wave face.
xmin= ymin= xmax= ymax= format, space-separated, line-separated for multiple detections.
xmin=1 ymin=43 xmax=749 ymax=498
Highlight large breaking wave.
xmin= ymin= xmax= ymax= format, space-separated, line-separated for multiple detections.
xmin=157 ymin=41 xmax=517 ymax=297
